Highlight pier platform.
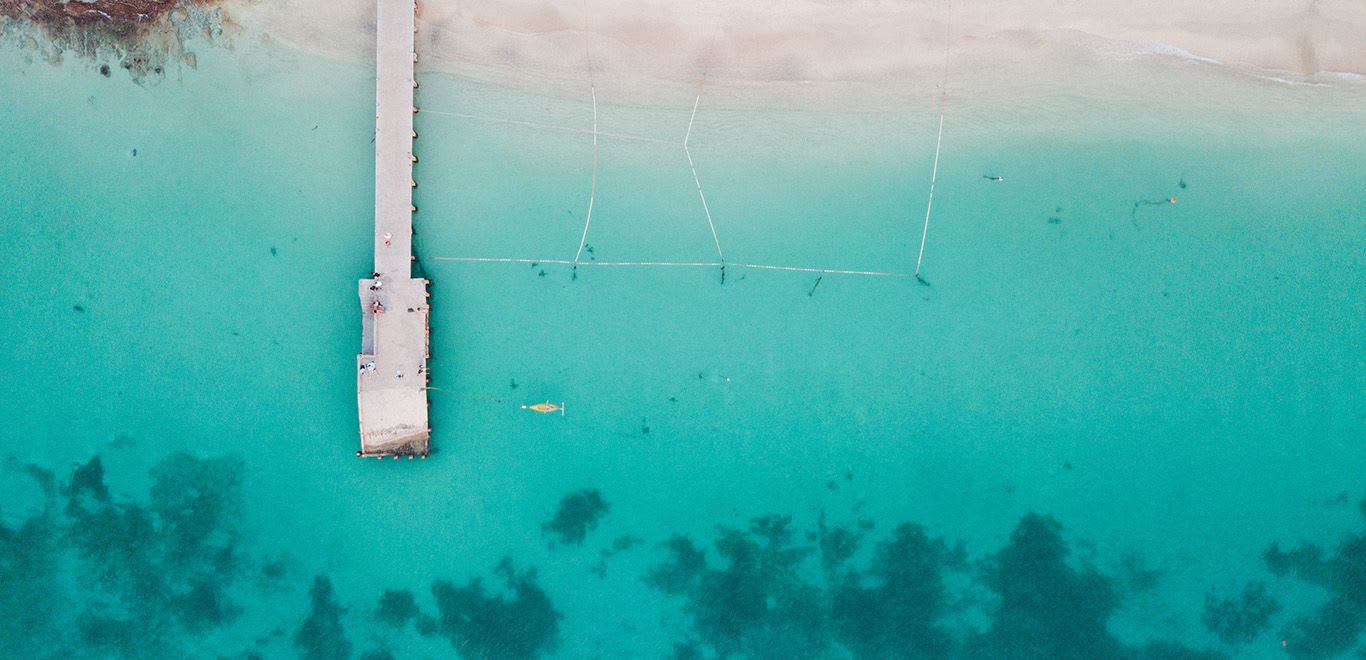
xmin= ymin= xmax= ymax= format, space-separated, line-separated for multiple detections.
xmin=357 ymin=277 xmax=429 ymax=455
xmin=357 ymin=0 xmax=429 ymax=457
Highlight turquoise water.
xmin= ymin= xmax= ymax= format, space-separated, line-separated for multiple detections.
xmin=2 ymin=39 xmax=1365 ymax=660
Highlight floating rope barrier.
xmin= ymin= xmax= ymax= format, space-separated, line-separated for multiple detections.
xmin=734 ymin=263 xmax=910 ymax=278
xmin=1131 ymin=196 xmax=1178 ymax=224
xmin=913 ymin=0 xmax=953 ymax=283
xmin=573 ymin=86 xmax=599 ymax=265
xmin=427 ymin=256 xmax=911 ymax=278
xmin=914 ymin=112 xmax=945 ymax=280
xmin=419 ymin=110 xmax=676 ymax=146
xmin=572 ymin=5 xmax=603 ymax=272
xmin=684 ymin=93 xmax=724 ymax=261
xmin=411 ymin=16 xmax=916 ymax=287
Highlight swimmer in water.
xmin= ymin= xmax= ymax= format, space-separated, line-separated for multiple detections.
xmin=983 ymin=175 xmax=1004 ymax=182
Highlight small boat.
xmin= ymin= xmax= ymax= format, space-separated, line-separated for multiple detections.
xmin=522 ymin=401 xmax=565 ymax=416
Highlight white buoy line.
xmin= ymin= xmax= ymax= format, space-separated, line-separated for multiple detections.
xmin=419 ymin=110 xmax=678 ymax=146
xmin=427 ymin=256 xmax=911 ymax=278
xmin=411 ymin=6 xmax=963 ymax=286
xmin=913 ymin=0 xmax=954 ymax=282
xmin=421 ymin=87 xmax=915 ymax=281
xmin=572 ymin=85 xmax=599 ymax=265
xmin=684 ymin=92 xmax=725 ymax=261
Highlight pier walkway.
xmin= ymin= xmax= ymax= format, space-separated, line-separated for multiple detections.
xmin=357 ymin=0 xmax=429 ymax=457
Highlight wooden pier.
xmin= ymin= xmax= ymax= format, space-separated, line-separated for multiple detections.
xmin=357 ymin=0 xmax=429 ymax=457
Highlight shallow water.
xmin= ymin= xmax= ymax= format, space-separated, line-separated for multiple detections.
xmin=1 ymin=35 xmax=1364 ymax=660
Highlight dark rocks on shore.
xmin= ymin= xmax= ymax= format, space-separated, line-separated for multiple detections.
xmin=1 ymin=0 xmax=227 ymax=83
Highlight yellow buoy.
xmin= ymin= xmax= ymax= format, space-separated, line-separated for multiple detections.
xmin=522 ymin=401 xmax=565 ymax=416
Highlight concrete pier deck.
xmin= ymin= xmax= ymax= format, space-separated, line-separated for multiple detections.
xmin=357 ymin=0 xmax=429 ymax=457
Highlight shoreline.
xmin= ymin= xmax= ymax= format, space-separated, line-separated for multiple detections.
xmin=233 ymin=0 xmax=1366 ymax=93
xmin=3 ymin=0 xmax=1365 ymax=116
xmin=3 ymin=0 xmax=1366 ymax=140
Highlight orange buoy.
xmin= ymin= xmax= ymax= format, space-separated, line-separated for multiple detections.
xmin=1169 ymin=197 xmax=1177 ymax=203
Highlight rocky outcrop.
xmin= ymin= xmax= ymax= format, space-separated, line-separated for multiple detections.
xmin=0 ymin=0 xmax=233 ymax=82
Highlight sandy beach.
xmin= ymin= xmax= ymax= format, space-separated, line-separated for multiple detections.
xmin=231 ymin=0 xmax=1366 ymax=93
xmin=5 ymin=0 xmax=1363 ymax=111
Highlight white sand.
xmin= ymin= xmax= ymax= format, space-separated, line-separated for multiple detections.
xmin=229 ymin=0 xmax=1366 ymax=90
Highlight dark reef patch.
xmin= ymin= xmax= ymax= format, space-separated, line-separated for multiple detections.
xmin=814 ymin=511 xmax=865 ymax=573
xmin=1119 ymin=552 xmax=1164 ymax=593
xmin=646 ymin=535 xmax=709 ymax=595
xmin=832 ymin=522 xmax=966 ymax=659
xmin=966 ymin=513 xmax=1121 ymax=658
xmin=669 ymin=641 xmax=704 ymax=660
xmin=1202 ymin=581 xmax=1280 ymax=645
xmin=648 ymin=515 xmax=833 ymax=658
xmin=10 ymin=453 xmax=1354 ymax=658
xmin=0 ymin=452 xmax=257 ymax=657
xmin=1263 ymin=495 xmax=1366 ymax=659
xmin=174 ymin=576 xmax=242 ymax=630
xmin=76 ymin=611 xmax=139 ymax=656
xmin=542 ymin=488 xmax=610 ymax=546
xmin=964 ymin=513 xmax=1220 ymax=660
xmin=0 ymin=471 xmax=65 ymax=657
xmin=416 ymin=558 xmax=562 ymax=659
xmin=295 ymin=575 xmax=352 ymax=660
xmin=377 ymin=588 xmax=420 ymax=626
xmin=686 ymin=516 xmax=830 ymax=658
xmin=611 ymin=534 xmax=642 ymax=552
xmin=592 ymin=534 xmax=645 ymax=578
xmin=261 ymin=557 xmax=287 ymax=581
xmin=149 ymin=451 xmax=243 ymax=564
xmin=645 ymin=512 xmax=1221 ymax=659
xmin=66 ymin=452 xmax=248 ymax=653
xmin=62 ymin=455 xmax=109 ymax=502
